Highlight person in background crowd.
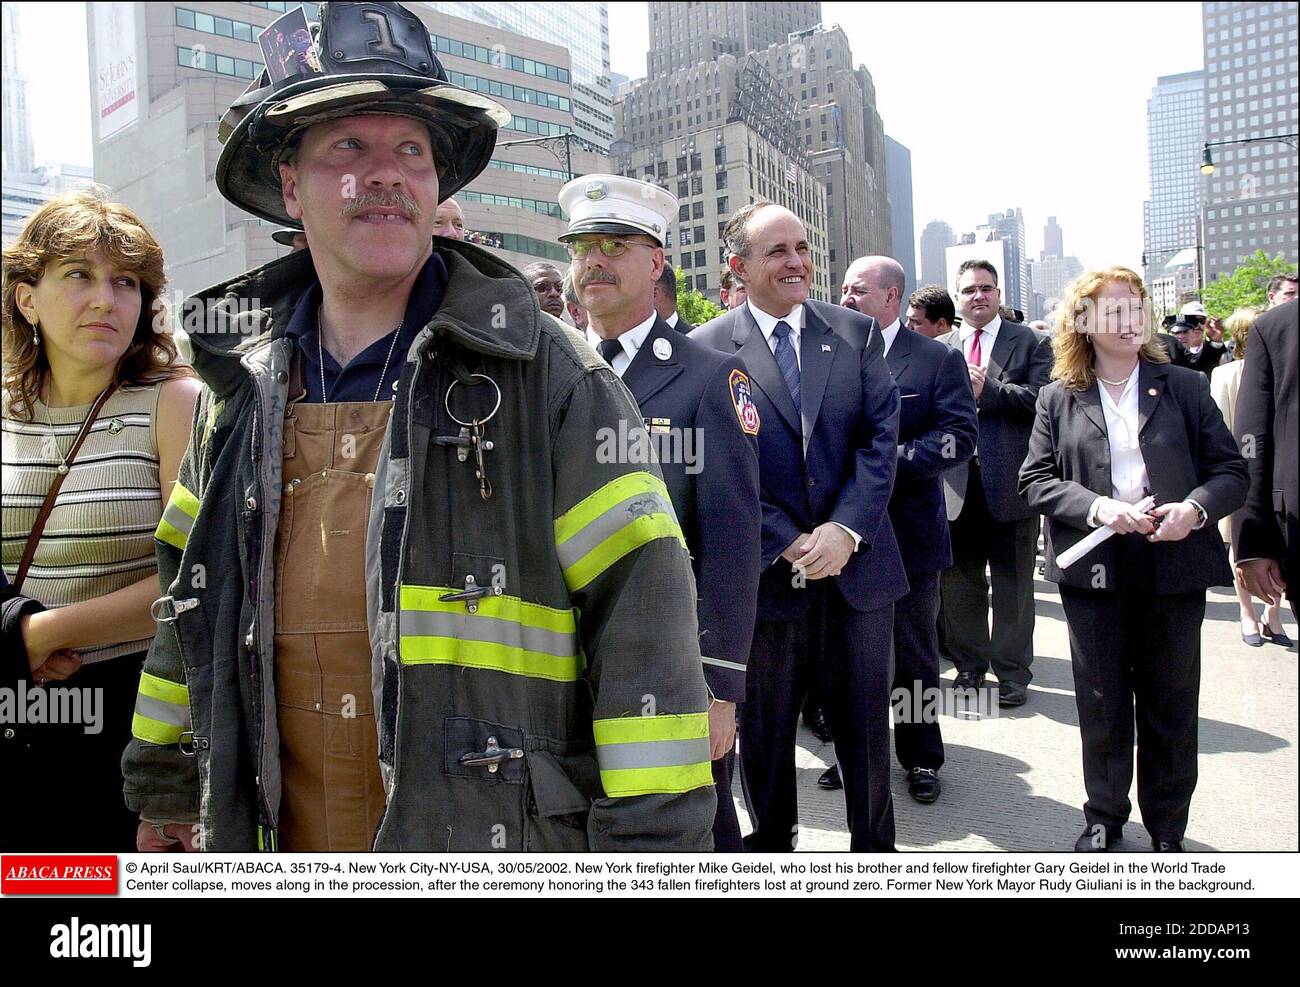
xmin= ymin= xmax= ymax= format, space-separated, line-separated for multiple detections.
xmin=1 ymin=187 xmax=200 ymax=851
xmin=431 ymin=197 xmax=466 ymax=241
xmin=721 ymin=267 xmax=748 ymax=310
xmin=1212 ymin=308 xmax=1290 ymax=647
xmin=1234 ymin=297 xmax=1298 ymax=634
xmin=561 ymin=268 xmax=588 ymax=330
xmin=654 ymin=262 xmax=692 ymax=333
xmin=1020 ymin=267 xmax=1246 ymax=852
xmin=694 ymin=202 xmax=907 ymax=851
xmin=272 ymin=229 xmax=310 ymax=252
xmin=834 ymin=256 xmax=977 ymax=804
xmin=940 ymin=260 xmax=1052 ymax=708
xmin=1169 ymin=301 xmax=1227 ymax=376
xmin=1029 ymin=320 xmax=1050 ymax=334
xmin=561 ymin=174 xmax=761 ymax=851
xmin=1266 ymin=272 xmax=1297 ymax=309
xmin=523 ymin=261 xmax=566 ymax=318
xmin=905 ymin=284 xmax=956 ymax=339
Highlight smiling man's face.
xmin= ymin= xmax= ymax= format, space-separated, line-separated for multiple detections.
xmin=280 ymin=114 xmax=439 ymax=283
xmin=733 ymin=206 xmax=813 ymax=317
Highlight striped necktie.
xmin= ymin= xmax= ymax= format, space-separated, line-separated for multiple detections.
xmin=772 ymin=320 xmax=801 ymax=414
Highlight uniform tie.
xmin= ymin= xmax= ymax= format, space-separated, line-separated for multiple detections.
xmin=772 ymin=320 xmax=801 ymax=414
xmin=597 ymin=338 xmax=623 ymax=366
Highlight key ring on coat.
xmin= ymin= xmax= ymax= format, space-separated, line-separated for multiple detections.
xmin=444 ymin=373 xmax=502 ymax=428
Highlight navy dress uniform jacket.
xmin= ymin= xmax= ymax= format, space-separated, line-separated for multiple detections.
xmin=621 ymin=316 xmax=762 ymax=702
xmin=693 ymin=300 xmax=909 ymax=619
xmin=885 ymin=327 xmax=979 ymax=576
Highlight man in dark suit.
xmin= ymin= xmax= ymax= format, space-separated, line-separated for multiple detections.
xmin=655 ymin=263 xmax=694 ymax=334
xmin=1235 ymin=297 xmax=1298 ymax=610
xmin=939 ymin=260 xmax=1052 ymax=707
xmin=841 ymin=256 xmax=978 ymax=803
xmin=694 ymin=203 xmax=908 ymax=851
xmin=560 ymin=174 xmax=762 ymax=850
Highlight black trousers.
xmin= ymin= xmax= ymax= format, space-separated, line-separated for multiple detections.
xmin=740 ymin=588 xmax=895 ymax=851
xmin=942 ymin=462 xmax=1038 ymax=685
xmin=1 ymin=652 xmax=144 ymax=851
xmin=892 ymin=570 xmax=944 ymax=771
xmin=711 ymin=748 xmax=742 ymax=851
xmin=1058 ymin=537 xmax=1205 ymax=844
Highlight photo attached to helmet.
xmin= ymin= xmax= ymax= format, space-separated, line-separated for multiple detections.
xmin=258 ymin=7 xmax=323 ymax=85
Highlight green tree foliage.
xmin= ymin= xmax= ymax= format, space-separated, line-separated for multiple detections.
xmin=1202 ymin=250 xmax=1297 ymax=318
xmin=674 ymin=267 xmax=723 ymax=325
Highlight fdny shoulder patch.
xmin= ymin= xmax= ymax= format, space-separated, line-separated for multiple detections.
xmin=728 ymin=368 xmax=761 ymax=436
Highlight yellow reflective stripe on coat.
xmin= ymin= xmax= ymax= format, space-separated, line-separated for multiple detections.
xmin=131 ymin=671 xmax=191 ymax=745
xmin=155 ymin=481 xmax=200 ymax=551
xmin=554 ymin=471 xmax=685 ymax=591
xmin=592 ymin=713 xmax=712 ymax=797
xmin=399 ymin=585 xmax=582 ymax=682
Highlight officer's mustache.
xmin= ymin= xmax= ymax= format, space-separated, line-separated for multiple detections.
xmin=581 ymin=272 xmax=618 ymax=286
xmin=341 ymin=191 xmax=422 ymax=221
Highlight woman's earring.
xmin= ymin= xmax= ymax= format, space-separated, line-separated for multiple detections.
xmin=31 ymin=320 xmax=40 ymax=348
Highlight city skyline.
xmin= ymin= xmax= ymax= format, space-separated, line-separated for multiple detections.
xmin=0 ymin=1 xmax=1255 ymax=280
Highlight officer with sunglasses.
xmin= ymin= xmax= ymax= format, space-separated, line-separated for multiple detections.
xmin=559 ymin=175 xmax=763 ymax=851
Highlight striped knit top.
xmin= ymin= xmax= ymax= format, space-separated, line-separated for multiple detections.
xmin=2 ymin=382 xmax=164 ymax=662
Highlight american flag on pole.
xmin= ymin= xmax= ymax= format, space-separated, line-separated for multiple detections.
xmin=786 ymin=159 xmax=798 ymax=186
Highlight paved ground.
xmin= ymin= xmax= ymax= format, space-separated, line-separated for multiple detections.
xmin=730 ymin=576 xmax=1298 ymax=852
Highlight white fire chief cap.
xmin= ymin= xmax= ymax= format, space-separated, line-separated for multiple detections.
xmin=558 ymin=174 xmax=678 ymax=248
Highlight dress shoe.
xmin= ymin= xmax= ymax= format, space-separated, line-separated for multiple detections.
xmin=906 ymin=767 xmax=941 ymax=803
xmin=998 ymin=681 xmax=1029 ymax=707
xmin=1152 ymin=839 xmax=1185 ymax=851
xmin=1241 ymin=629 xmax=1264 ymax=647
xmin=1074 ymin=823 xmax=1123 ymax=851
xmin=817 ymin=764 xmax=842 ymax=790
xmin=803 ymin=710 xmax=834 ymax=744
xmin=952 ymin=671 xmax=985 ymax=692
xmin=1262 ymin=626 xmax=1294 ymax=648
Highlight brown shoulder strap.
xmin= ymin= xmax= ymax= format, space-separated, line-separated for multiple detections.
xmin=14 ymin=383 xmax=118 ymax=592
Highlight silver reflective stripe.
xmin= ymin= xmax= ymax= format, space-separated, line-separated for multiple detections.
xmin=400 ymin=610 xmax=577 ymax=658
xmin=555 ymin=489 xmax=678 ymax=571
xmin=595 ymin=737 xmax=711 ymax=771
xmin=701 ymin=655 xmax=746 ymax=672
xmin=161 ymin=502 xmax=196 ymax=538
xmin=135 ymin=693 xmax=190 ymax=728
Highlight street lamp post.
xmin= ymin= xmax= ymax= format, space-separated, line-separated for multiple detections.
xmin=1200 ymin=132 xmax=1299 ymax=175
xmin=493 ymin=132 xmax=594 ymax=183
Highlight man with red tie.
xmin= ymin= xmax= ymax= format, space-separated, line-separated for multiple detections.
xmin=939 ymin=260 xmax=1052 ymax=707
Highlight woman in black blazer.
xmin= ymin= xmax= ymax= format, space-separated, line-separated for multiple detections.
xmin=1019 ymin=268 xmax=1247 ymax=853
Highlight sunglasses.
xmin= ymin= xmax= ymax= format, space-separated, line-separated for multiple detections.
xmin=564 ymin=238 xmax=657 ymax=259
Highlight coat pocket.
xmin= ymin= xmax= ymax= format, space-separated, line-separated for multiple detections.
xmin=525 ymin=750 xmax=596 ymax=851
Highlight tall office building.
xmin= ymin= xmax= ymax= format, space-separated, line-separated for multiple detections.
xmin=1042 ymin=215 xmax=1064 ymax=260
xmin=86 ymin=3 xmax=594 ymax=299
xmin=423 ymin=2 xmax=615 ymax=151
xmin=978 ymin=208 xmax=1029 ymax=314
xmin=919 ymin=219 xmax=954 ymax=287
xmin=1201 ymin=2 xmax=1298 ymax=281
xmin=1030 ymin=255 xmax=1084 ymax=317
xmin=609 ymin=119 xmax=832 ymax=301
xmin=647 ymin=0 xmax=821 ymax=76
xmin=886 ymin=136 xmax=915 ymax=294
xmin=2 ymin=2 xmax=35 ymax=176
xmin=618 ymin=9 xmax=891 ymax=294
xmin=1143 ymin=70 xmax=1204 ymax=295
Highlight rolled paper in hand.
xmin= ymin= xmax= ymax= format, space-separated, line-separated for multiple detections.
xmin=1057 ymin=495 xmax=1155 ymax=570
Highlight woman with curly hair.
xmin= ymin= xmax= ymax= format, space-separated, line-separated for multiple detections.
xmin=2 ymin=187 xmax=200 ymax=850
xmin=1019 ymin=268 xmax=1247 ymax=852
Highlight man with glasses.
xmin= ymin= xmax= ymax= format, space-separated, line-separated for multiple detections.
xmin=523 ymin=261 xmax=566 ymax=319
xmin=559 ymin=174 xmax=762 ymax=850
xmin=939 ymin=260 xmax=1052 ymax=708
